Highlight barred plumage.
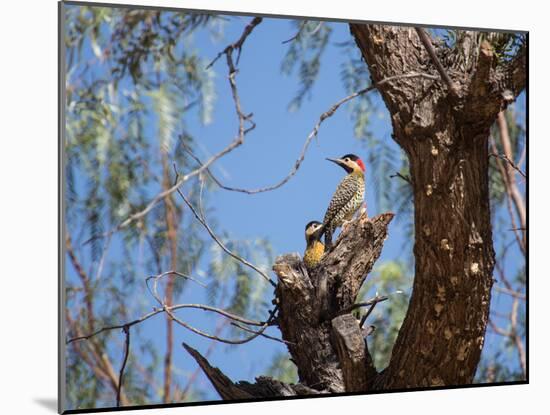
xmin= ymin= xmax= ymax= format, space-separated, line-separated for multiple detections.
xmin=322 ymin=154 xmax=365 ymax=248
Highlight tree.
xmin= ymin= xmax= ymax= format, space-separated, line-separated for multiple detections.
xmin=179 ymin=25 xmax=526 ymax=396
xmin=63 ymin=5 xmax=526 ymax=410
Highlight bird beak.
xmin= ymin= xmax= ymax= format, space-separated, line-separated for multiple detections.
xmin=326 ymin=157 xmax=346 ymax=168
xmin=313 ymin=225 xmax=325 ymax=238
xmin=308 ymin=224 xmax=324 ymax=240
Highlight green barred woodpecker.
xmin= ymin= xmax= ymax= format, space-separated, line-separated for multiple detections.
xmin=303 ymin=220 xmax=325 ymax=270
xmin=322 ymin=154 xmax=366 ymax=249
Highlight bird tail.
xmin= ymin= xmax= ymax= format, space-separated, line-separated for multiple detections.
xmin=323 ymin=225 xmax=333 ymax=250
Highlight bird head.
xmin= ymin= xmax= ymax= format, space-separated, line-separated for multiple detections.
xmin=305 ymin=220 xmax=324 ymax=243
xmin=326 ymin=153 xmax=365 ymax=174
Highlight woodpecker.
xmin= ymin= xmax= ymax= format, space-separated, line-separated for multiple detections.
xmin=322 ymin=154 xmax=365 ymax=249
xmin=303 ymin=220 xmax=325 ymax=270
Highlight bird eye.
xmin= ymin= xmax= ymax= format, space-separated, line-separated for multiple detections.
xmin=344 ymin=158 xmax=349 ymax=162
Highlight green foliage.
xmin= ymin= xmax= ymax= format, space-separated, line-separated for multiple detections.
xmin=281 ymin=21 xmax=332 ymax=111
xmin=338 ymin=40 xmax=375 ymax=140
xmin=207 ymin=236 xmax=274 ymax=325
xmin=486 ymin=32 xmax=527 ymax=63
xmin=266 ymin=352 xmax=299 ymax=384
xmin=357 ymin=261 xmax=412 ymax=369
xmin=64 ymin=5 xmax=269 ymax=408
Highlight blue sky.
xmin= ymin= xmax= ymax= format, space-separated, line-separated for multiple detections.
xmin=65 ymin=6 xmax=526 ymax=406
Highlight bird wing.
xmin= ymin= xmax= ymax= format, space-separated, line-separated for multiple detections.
xmin=322 ymin=174 xmax=359 ymax=226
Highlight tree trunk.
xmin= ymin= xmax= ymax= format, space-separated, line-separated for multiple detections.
xmin=183 ymin=24 xmax=526 ymax=398
xmin=349 ymin=25 xmax=525 ymax=388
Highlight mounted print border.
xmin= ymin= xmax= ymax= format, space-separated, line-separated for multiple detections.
xmin=59 ymin=1 xmax=528 ymax=413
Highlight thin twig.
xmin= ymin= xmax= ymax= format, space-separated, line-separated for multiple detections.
xmin=116 ymin=326 xmax=131 ymax=407
xmin=166 ymin=308 xmax=268 ymax=345
xmin=488 ymin=318 xmax=511 ymax=337
xmin=494 ymin=285 xmax=526 ymax=300
xmin=173 ymin=168 xmax=276 ymax=287
xmin=490 ymin=137 xmax=526 ymax=254
xmin=360 ymin=304 xmax=378 ymax=329
xmin=389 ymin=172 xmax=412 ymax=184
xmin=230 ymin=321 xmax=292 ymax=345
xmin=281 ymin=20 xmax=323 ymax=44
xmin=415 ymin=27 xmax=459 ymax=95
xmin=67 ymin=309 xmax=160 ymax=344
xmin=82 ymin=138 xmax=247 ymax=245
xmin=66 ymin=302 xmax=266 ymax=344
xmin=168 ymin=305 xmax=279 ymax=346
xmin=282 ymin=20 xmax=308 ymax=44
xmin=145 ymin=270 xmax=207 ymax=303
xmin=168 ymin=304 xmax=265 ymax=327
xmin=183 ymin=72 xmax=438 ymax=195
xmin=489 ymin=153 xmax=526 ymax=179
xmin=206 ymin=17 xmax=263 ymax=69
xmin=340 ymin=295 xmax=389 ymax=316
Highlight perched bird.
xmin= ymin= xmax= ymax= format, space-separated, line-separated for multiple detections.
xmin=303 ymin=220 xmax=325 ymax=270
xmin=322 ymin=154 xmax=366 ymax=249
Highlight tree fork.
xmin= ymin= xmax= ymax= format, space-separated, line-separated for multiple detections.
xmin=183 ymin=212 xmax=394 ymax=397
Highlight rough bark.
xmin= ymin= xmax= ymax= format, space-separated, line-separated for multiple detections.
xmin=349 ymin=25 xmax=525 ymax=389
xmin=274 ymin=212 xmax=393 ymax=392
xmin=183 ymin=342 xmax=320 ymax=399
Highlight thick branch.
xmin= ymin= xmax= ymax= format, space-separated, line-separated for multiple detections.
xmin=182 ymin=342 xmax=255 ymax=400
xmin=273 ymin=212 xmax=394 ymax=392
xmin=182 ymin=343 xmax=319 ymax=400
xmin=182 ymin=212 xmax=394 ymax=396
xmin=415 ymin=28 xmax=459 ymax=95
xmin=331 ymin=314 xmax=373 ymax=392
